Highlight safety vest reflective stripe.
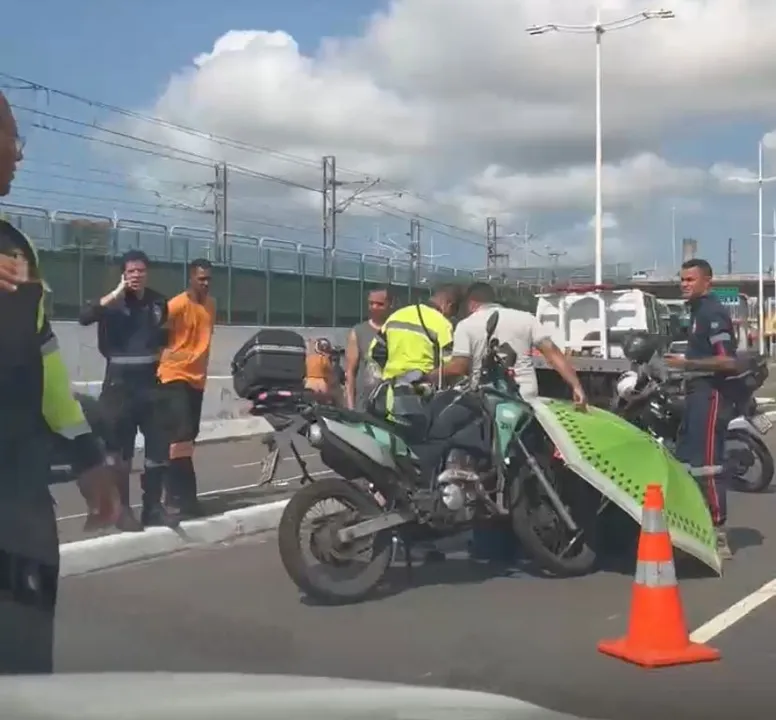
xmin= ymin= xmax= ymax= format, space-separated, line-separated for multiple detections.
xmin=40 ymin=335 xmax=59 ymax=356
xmin=709 ymin=332 xmax=731 ymax=344
xmin=641 ymin=507 xmax=667 ymax=533
xmin=109 ymin=354 xmax=159 ymax=365
xmin=686 ymin=464 xmax=724 ymax=476
xmin=55 ymin=420 xmax=93 ymax=440
xmin=383 ymin=319 xmax=439 ymax=344
xmin=634 ymin=559 xmax=677 ymax=588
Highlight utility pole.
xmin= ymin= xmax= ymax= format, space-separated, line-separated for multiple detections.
xmin=322 ymin=155 xmax=337 ymax=256
xmin=409 ymin=219 xmax=421 ymax=285
xmin=213 ymin=162 xmax=228 ymax=263
xmin=322 ymin=155 xmax=381 ymax=275
xmin=727 ymin=238 xmax=734 ymax=275
xmin=485 ymin=217 xmax=508 ymax=270
xmin=546 ymin=249 xmax=567 ymax=285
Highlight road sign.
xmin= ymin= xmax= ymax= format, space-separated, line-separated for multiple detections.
xmin=713 ymin=286 xmax=740 ymax=301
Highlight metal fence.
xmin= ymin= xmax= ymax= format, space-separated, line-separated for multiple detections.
xmin=0 ymin=203 xmax=484 ymax=326
xmin=472 ymin=263 xmax=634 ymax=285
xmin=0 ymin=203 xmax=479 ymax=282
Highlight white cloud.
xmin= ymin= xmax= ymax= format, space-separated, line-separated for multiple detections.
xmin=114 ymin=1 xmax=776 ymax=260
xmin=438 ymin=153 xmax=706 ymax=230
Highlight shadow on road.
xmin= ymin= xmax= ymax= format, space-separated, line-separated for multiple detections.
xmin=728 ymin=525 xmax=765 ymax=553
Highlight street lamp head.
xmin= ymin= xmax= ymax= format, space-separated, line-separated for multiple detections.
xmin=526 ymin=24 xmax=555 ymax=35
xmin=645 ymin=9 xmax=675 ymax=20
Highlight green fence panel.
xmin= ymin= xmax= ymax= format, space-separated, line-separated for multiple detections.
xmin=230 ymin=266 xmax=265 ymax=325
xmin=30 ymin=237 xmax=531 ymax=327
xmin=303 ymin=276 xmax=335 ymax=326
xmin=334 ymin=278 xmax=364 ymax=327
xmin=267 ymin=273 xmax=304 ymax=326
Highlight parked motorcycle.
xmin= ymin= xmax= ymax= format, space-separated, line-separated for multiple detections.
xmin=613 ymin=335 xmax=774 ymax=493
xmin=256 ymin=313 xmax=721 ymax=604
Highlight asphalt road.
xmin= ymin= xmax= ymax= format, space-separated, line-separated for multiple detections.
xmin=55 ymin=426 xmax=776 ymax=719
xmin=53 ymin=436 xmax=321 ymax=543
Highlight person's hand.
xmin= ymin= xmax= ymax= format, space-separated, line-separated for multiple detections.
xmin=109 ymin=275 xmax=127 ymax=303
xmin=572 ymin=385 xmax=588 ymax=412
xmin=663 ymin=354 xmax=686 ymax=369
xmin=76 ymin=463 xmax=121 ymax=529
xmin=0 ymin=254 xmax=23 ymax=292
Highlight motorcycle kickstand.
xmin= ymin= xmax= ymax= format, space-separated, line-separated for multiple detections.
xmin=397 ymin=532 xmax=415 ymax=584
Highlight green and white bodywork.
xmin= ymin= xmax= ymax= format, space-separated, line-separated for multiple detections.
xmin=529 ymin=397 xmax=721 ymax=575
xmin=316 ymin=393 xmax=721 ymax=575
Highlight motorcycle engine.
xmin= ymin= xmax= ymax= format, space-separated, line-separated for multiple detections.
xmin=434 ymin=449 xmax=480 ymax=522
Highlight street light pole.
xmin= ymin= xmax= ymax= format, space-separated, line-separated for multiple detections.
xmin=594 ymin=12 xmax=603 ymax=285
xmin=759 ymin=141 xmax=764 ymax=354
xmin=671 ymin=205 xmax=677 ymax=273
xmin=750 ymin=209 xmax=776 ymax=355
xmin=728 ymin=141 xmax=776 ymax=354
xmin=526 ymin=8 xmax=675 ymax=284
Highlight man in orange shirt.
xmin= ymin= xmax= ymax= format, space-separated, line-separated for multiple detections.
xmin=157 ymin=259 xmax=215 ymax=519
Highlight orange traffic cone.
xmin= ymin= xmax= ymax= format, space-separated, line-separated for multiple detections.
xmin=597 ymin=483 xmax=721 ymax=668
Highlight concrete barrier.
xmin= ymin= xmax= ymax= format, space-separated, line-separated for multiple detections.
xmin=55 ymin=321 xmax=350 ymax=420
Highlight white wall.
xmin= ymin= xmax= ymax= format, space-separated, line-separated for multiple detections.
xmin=55 ymin=322 xmax=350 ymax=420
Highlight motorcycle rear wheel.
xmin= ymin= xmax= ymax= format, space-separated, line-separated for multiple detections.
xmin=726 ymin=428 xmax=774 ymax=493
xmin=278 ymin=476 xmax=393 ymax=604
xmin=509 ymin=454 xmax=599 ymax=577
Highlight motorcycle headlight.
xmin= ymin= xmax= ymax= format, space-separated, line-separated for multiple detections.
xmin=615 ymin=371 xmax=638 ymax=399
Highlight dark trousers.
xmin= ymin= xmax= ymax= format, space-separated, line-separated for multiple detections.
xmin=99 ymin=379 xmax=169 ymax=508
xmin=675 ymin=385 xmax=733 ymax=527
xmin=0 ymin=435 xmax=59 ymax=674
xmin=157 ymin=381 xmax=204 ymax=510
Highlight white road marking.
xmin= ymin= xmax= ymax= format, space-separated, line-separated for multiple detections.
xmin=690 ymin=577 xmax=776 ymax=644
xmin=233 ymin=453 xmax=316 ymax=469
xmin=56 ymin=468 xmax=332 ymax=522
xmin=72 ymin=375 xmax=232 ymax=386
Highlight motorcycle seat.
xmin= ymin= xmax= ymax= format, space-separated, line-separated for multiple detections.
xmin=319 ymin=404 xmax=427 ymax=443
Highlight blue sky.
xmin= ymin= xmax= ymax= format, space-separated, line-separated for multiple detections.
xmin=4 ymin=0 xmax=776 ymax=277
xmin=3 ymin=0 xmax=371 ymax=107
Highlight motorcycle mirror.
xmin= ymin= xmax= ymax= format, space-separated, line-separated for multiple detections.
xmin=486 ymin=311 xmax=499 ymax=340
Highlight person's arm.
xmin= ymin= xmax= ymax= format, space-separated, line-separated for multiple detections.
xmin=671 ymin=309 xmax=738 ymax=373
xmin=440 ymin=321 xmax=472 ymax=379
xmin=421 ymin=317 xmax=457 ymax=385
xmin=78 ymin=276 xmax=127 ymax=326
xmin=531 ymin=320 xmax=587 ymax=408
xmin=344 ymin=329 xmax=360 ymax=410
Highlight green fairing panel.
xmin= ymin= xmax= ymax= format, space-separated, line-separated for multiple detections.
xmin=528 ymin=398 xmax=721 ymax=575
xmin=346 ymin=421 xmax=418 ymax=460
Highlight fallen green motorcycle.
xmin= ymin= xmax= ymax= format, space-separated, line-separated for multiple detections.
xmin=267 ymin=312 xmax=720 ymax=604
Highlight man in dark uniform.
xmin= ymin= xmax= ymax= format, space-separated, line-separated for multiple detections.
xmin=79 ymin=250 xmax=177 ymax=528
xmin=666 ymin=258 xmax=739 ymax=560
xmin=0 ymin=92 xmax=110 ymax=673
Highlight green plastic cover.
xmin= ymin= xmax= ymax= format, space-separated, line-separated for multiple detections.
xmin=529 ymin=398 xmax=721 ymax=575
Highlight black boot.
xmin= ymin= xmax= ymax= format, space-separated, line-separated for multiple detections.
xmin=167 ymin=458 xmax=203 ymax=519
xmin=140 ymin=466 xmax=180 ymax=528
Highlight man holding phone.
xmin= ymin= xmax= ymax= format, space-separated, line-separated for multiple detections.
xmin=79 ymin=250 xmax=177 ymax=529
xmin=0 ymin=91 xmax=111 ymax=673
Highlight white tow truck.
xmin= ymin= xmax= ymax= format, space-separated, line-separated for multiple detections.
xmin=532 ymin=284 xmax=669 ymax=403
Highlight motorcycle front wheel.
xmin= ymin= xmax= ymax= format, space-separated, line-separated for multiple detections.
xmin=278 ymin=476 xmax=393 ymax=604
xmin=509 ymin=454 xmax=600 ymax=577
xmin=726 ymin=428 xmax=774 ymax=493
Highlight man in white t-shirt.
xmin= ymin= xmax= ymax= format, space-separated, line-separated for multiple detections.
xmin=445 ymin=282 xmax=587 ymax=407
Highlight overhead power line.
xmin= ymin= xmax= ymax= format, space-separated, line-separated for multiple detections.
xmin=5 ymin=73 xmax=488 ymax=248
